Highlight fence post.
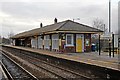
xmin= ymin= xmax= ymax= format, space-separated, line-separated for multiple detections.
xmin=112 ymin=34 xmax=114 ymax=57
xmin=99 ymin=34 xmax=101 ymax=55
xmin=109 ymin=39 xmax=111 ymax=57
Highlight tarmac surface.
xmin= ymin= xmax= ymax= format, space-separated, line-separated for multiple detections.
xmin=66 ymin=52 xmax=119 ymax=63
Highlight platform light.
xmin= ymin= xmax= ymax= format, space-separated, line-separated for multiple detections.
xmin=73 ymin=18 xmax=80 ymax=22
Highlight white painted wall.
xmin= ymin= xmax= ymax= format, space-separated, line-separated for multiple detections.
xmin=52 ymin=34 xmax=59 ymax=50
xmin=76 ymin=34 xmax=84 ymax=52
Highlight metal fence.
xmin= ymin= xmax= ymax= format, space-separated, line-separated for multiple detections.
xmin=91 ymin=33 xmax=119 ymax=57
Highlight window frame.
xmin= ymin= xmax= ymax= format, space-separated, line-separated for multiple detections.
xmin=66 ymin=34 xmax=74 ymax=46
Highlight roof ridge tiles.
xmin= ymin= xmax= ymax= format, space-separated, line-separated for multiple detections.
xmin=56 ymin=20 xmax=70 ymax=31
xmin=67 ymin=20 xmax=103 ymax=32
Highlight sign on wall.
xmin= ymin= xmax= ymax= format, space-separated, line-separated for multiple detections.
xmin=114 ymin=35 xmax=118 ymax=47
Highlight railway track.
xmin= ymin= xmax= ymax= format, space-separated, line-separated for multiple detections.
xmin=1 ymin=52 xmax=38 ymax=80
xmin=18 ymin=52 xmax=91 ymax=79
xmin=2 ymin=48 xmax=91 ymax=80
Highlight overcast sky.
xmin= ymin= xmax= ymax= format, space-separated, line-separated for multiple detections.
xmin=0 ymin=0 xmax=119 ymax=38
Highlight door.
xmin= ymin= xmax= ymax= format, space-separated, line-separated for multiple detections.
xmin=76 ymin=38 xmax=82 ymax=52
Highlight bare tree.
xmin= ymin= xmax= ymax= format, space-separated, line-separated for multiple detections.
xmin=0 ymin=36 xmax=1 ymax=44
xmin=8 ymin=31 xmax=14 ymax=39
xmin=92 ymin=18 xmax=108 ymax=33
xmin=92 ymin=18 xmax=109 ymax=51
xmin=7 ymin=31 xmax=14 ymax=45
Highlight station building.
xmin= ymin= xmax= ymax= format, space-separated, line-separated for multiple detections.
xmin=11 ymin=19 xmax=102 ymax=53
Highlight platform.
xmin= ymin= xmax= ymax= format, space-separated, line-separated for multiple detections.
xmin=0 ymin=50 xmax=2 ymax=80
xmin=0 ymin=65 xmax=3 ymax=80
xmin=0 ymin=54 xmax=4 ymax=80
xmin=2 ymin=45 xmax=120 ymax=71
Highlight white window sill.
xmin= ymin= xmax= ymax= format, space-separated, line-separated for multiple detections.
xmin=65 ymin=45 xmax=74 ymax=47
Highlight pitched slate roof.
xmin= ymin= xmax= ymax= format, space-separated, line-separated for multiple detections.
xmin=12 ymin=20 xmax=103 ymax=39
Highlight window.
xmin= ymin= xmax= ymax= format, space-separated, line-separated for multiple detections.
xmin=66 ymin=34 xmax=73 ymax=46
xmin=85 ymin=39 xmax=90 ymax=46
xmin=67 ymin=35 xmax=72 ymax=44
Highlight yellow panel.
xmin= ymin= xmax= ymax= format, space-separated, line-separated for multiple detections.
xmin=59 ymin=39 xmax=61 ymax=46
xmin=43 ymin=40 xmax=44 ymax=45
xmin=49 ymin=40 xmax=51 ymax=46
xmin=76 ymin=38 xmax=82 ymax=52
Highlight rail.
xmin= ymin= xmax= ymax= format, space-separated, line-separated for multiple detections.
xmin=1 ymin=52 xmax=38 ymax=80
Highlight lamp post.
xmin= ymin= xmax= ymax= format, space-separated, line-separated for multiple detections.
xmin=112 ymin=33 xmax=114 ymax=57
xmin=109 ymin=0 xmax=111 ymax=57
xmin=73 ymin=18 xmax=80 ymax=22
xmin=109 ymin=0 xmax=111 ymax=33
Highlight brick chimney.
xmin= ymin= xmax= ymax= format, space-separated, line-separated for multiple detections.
xmin=40 ymin=23 xmax=43 ymax=28
xmin=54 ymin=18 xmax=57 ymax=24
